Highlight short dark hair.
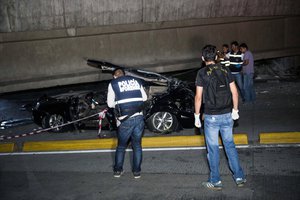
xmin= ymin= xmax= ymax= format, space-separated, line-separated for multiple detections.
xmin=222 ymin=44 xmax=229 ymax=48
xmin=231 ymin=41 xmax=239 ymax=46
xmin=202 ymin=45 xmax=217 ymax=62
xmin=112 ymin=67 xmax=125 ymax=78
xmin=239 ymin=43 xmax=248 ymax=49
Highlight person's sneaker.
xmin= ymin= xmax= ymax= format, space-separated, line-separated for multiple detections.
xmin=133 ymin=172 xmax=141 ymax=179
xmin=202 ymin=181 xmax=223 ymax=190
xmin=235 ymin=178 xmax=246 ymax=187
xmin=113 ymin=171 xmax=124 ymax=178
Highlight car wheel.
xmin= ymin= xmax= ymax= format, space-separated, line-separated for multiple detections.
xmin=147 ymin=112 xmax=178 ymax=134
xmin=42 ymin=114 xmax=66 ymax=132
xmin=77 ymin=99 xmax=91 ymax=117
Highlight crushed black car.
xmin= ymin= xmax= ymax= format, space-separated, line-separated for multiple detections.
xmin=29 ymin=59 xmax=195 ymax=134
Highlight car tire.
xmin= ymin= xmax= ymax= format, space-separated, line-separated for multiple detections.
xmin=41 ymin=113 xmax=67 ymax=133
xmin=77 ymin=99 xmax=91 ymax=118
xmin=147 ymin=112 xmax=178 ymax=134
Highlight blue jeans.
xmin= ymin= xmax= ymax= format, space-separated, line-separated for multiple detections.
xmin=232 ymin=73 xmax=244 ymax=100
xmin=243 ymin=73 xmax=256 ymax=102
xmin=204 ymin=113 xmax=245 ymax=183
xmin=114 ymin=115 xmax=144 ymax=173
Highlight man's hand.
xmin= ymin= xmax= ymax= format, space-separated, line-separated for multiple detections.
xmin=232 ymin=109 xmax=239 ymax=120
xmin=194 ymin=113 xmax=201 ymax=128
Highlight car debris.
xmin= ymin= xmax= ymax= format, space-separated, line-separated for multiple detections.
xmin=28 ymin=59 xmax=195 ymax=134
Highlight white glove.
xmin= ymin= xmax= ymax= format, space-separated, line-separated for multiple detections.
xmin=194 ymin=113 xmax=201 ymax=128
xmin=116 ymin=119 xmax=121 ymax=127
xmin=232 ymin=109 xmax=239 ymax=120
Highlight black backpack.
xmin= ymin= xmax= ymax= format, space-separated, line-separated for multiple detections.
xmin=205 ymin=65 xmax=232 ymax=110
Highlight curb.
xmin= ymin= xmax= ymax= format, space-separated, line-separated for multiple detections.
xmin=0 ymin=143 xmax=15 ymax=153
xmin=22 ymin=134 xmax=248 ymax=152
xmin=23 ymin=138 xmax=118 ymax=152
xmin=259 ymin=132 xmax=300 ymax=144
xmin=2 ymin=132 xmax=300 ymax=153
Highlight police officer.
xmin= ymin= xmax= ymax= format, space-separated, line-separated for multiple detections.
xmin=107 ymin=68 xmax=147 ymax=179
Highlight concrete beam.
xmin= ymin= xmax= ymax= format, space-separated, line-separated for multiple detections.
xmin=1 ymin=16 xmax=300 ymax=93
xmin=1 ymin=0 xmax=300 ymax=32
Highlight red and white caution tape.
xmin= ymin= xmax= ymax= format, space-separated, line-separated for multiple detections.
xmin=0 ymin=108 xmax=108 ymax=141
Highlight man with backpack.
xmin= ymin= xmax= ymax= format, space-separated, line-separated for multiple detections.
xmin=194 ymin=45 xmax=246 ymax=190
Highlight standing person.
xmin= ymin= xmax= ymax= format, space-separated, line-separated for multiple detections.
xmin=240 ymin=43 xmax=256 ymax=103
xmin=222 ymin=44 xmax=230 ymax=58
xmin=194 ymin=45 xmax=246 ymax=190
xmin=107 ymin=68 xmax=147 ymax=179
xmin=229 ymin=41 xmax=244 ymax=100
xmin=217 ymin=44 xmax=230 ymax=67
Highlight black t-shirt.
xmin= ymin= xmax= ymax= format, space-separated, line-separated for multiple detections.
xmin=195 ymin=63 xmax=234 ymax=115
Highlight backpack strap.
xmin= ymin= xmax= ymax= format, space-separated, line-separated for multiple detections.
xmin=208 ymin=65 xmax=228 ymax=84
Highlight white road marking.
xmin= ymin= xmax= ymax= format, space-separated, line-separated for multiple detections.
xmin=0 ymin=144 xmax=299 ymax=156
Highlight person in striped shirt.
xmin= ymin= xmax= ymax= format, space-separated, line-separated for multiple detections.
xmin=218 ymin=44 xmax=230 ymax=67
xmin=229 ymin=41 xmax=244 ymax=100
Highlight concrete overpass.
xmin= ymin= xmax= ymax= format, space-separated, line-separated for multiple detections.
xmin=0 ymin=0 xmax=300 ymax=93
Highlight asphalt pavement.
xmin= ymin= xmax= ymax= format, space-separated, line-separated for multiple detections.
xmin=0 ymin=77 xmax=300 ymax=199
xmin=1 ymin=146 xmax=299 ymax=200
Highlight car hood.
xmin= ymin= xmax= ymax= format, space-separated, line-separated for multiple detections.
xmin=51 ymin=90 xmax=93 ymax=99
xmin=86 ymin=59 xmax=170 ymax=86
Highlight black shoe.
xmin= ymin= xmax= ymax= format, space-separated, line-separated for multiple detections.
xmin=133 ymin=172 xmax=141 ymax=179
xmin=113 ymin=170 xmax=124 ymax=178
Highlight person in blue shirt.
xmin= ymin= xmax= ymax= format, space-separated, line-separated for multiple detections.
xmin=240 ymin=43 xmax=256 ymax=103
